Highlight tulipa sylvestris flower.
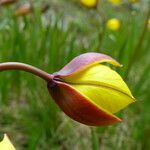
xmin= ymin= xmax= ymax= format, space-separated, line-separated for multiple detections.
xmin=15 ymin=3 xmax=49 ymax=17
xmin=129 ymin=0 xmax=139 ymax=3
xmin=0 ymin=0 xmax=17 ymax=6
xmin=106 ymin=18 xmax=121 ymax=31
xmin=148 ymin=19 xmax=150 ymax=29
xmin=15 ymin=3 xmax=32 ymax=16
xmin=0 ymin=53 xmax=135 ymax=126
xmin=108 ymin=0 xmax=121 ymax=5
xmin=0 ymin=134 xmax=16 ymax=150
xmin=80 ymin=0 xmax=98 ymax=8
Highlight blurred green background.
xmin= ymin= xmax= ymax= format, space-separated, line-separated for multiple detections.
xmin=0 ymin=0 xmax=150 ymax=149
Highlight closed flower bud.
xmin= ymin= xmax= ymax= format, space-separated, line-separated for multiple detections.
xmin=0 ymin=134 xmax=16 ymax=150
xmin=129 ymin=0 xmax=139 ymax=3
xmin=80 ymin=0 xmax=98 ymax=8
xmin=148 ymin=19 xmax=150 ymax=29
xmin=15 ymin=3 xmax=32 ymax=17
xmin=106 ymin=18 xmax=121 ymax=31
xmin=48 ymin=53 xmax=135 ymax=126
xmin=108 ymin=0 xmax=121 ymax=5
xmin=0 ymin=0 xmax=17 ymax=6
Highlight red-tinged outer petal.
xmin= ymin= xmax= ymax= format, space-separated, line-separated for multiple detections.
xmin=47 ymin=80 xmax=122 ymax=126
xmin=54 ymin=52 xmax=121 ymax=77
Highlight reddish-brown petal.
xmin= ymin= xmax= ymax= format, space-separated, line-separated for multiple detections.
xmin=54 ymin=52 xmax=121 ymax=78
xmin=47 ymin=80 xmax=122 ymax=126
xmin=15 ymin=3 xmax=32 ymax=17
xmin=0 ymin=0 xmax=17 ymax=6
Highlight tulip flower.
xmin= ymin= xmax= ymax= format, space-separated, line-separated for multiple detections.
xmin=15 ymin=3 xmax=50 ymax=17
xmin=0 ymin=53 xmax=135 ymax=126
xmin=80 ymin=0 xmax=98 ymax=8
xmin=108 ymin=0 xmax=121 ymax=5
xmin=129 ymin=0 xmax=139 ymax=3
xmin=0 ymin=0 xmax=17 ymax=6
xmin=148 ymin=19 xmax=150 ymax=29
xmin=0 ymin=134 xmax=16 ymax=150
xmin=15 ymin=3 xmax=32 ymax=17
xmin=106 ymin=18 xmax=121 ymax=31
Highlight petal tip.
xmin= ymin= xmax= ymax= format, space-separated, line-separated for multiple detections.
xmin=120 ymin=64 xmax=123 ymax=67
xmin=132 ymin=97 xmax=136 ymax=102
xmin=117 ymin=117 xmax=123 ymax=122
xmin=111 ymin=115 xmax=123 ymax=123
xmin=113 ymin=61 xmax=122 ymax=67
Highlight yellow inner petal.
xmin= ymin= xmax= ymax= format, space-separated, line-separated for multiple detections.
xmin=63 ymin=64 xmax=133 ymax=97
xmin=71 ymin=84 xmax=133 ymax=113
xmin=62 ymin=64 xmax=135 ymax=113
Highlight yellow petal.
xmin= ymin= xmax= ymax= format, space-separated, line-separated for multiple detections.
xmin=62 ymin=64 xmax=135 ymax=114
xmin=0 ymin=134 xmax=16 ymax=150
xmin=71 ymin=84 xmax=134 ymax=114
xmin=63 ymin=64 xmax=133 ymax=97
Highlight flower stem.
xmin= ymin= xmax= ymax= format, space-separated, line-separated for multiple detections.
xmin=124 ymin=6 xmax=150 ymax=80
xmin=91 ymin=128 xmax=100 ymax=150
xmin=0 ymin=62 xmax=53 ymax=81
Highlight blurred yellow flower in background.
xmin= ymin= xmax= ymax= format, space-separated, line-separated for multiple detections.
xmin=80 ymin=0 xmax=98 ymax=8
xmin=0 ymin=134 xmax=15 ymax=150
xmin=148 ymin=19 xmax=150 ymax=29
xmin=108 ymin=0 xmax=121 ymax=5
xmin=129 ymin=0 xmax=139 ymax=3
xmin=106 ymin=18 xmax=121 ymax=31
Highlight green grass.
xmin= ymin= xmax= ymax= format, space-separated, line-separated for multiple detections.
xmin=0 ymin=0 xmax=150 ymax=149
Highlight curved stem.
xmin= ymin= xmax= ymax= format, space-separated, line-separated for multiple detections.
xmin=0 ymin=62 xmax=53 ymax=82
